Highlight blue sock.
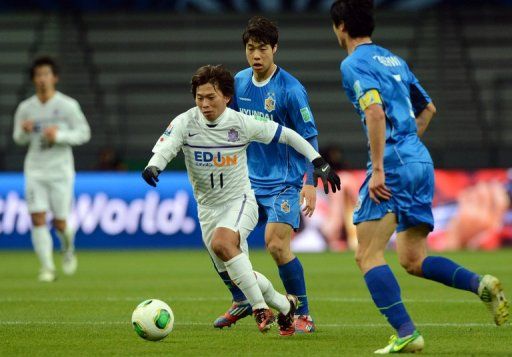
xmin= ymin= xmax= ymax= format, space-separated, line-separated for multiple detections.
xmin=364 ymin=265 xmax=416 ymax=338
xmin=421 ymin=256 xmax=480 ymax=294
xmin=216 ymin=269 xmax=247 ymax=302
xmin=278 ymin=257 xmax=309 ymax=315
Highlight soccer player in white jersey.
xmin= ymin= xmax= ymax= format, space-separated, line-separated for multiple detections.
xmin=13 ymin=57 xmax=91 ymax=282
xmin=142 ymin=65 xmax=340 ymax=335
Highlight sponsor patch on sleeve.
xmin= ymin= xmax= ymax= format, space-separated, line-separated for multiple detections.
xmin=300 ymin=107 xmax=312 ymax=122
xmin=163 ymin=122 xmax=173 ymax=136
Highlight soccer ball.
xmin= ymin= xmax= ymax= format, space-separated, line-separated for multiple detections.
xmin=131 ymin=299 xmax=174 ymax=341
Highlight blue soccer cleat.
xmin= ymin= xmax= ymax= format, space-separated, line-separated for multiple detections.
xmin=213 ymin=301 xmax=252 ymax=328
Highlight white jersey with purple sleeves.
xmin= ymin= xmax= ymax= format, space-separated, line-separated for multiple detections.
xmin=151 ymin=107 xmax=280 ymax=206
xmin=13 ymin=91 xmax=91 ymax=180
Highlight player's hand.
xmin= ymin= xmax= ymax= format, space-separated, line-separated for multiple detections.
xmin=21 ymin=120 xmax=34 ymax=133
xmin=312 ymin=157 xmax=341 ymax=194
xmin=369 ymin=168 xmax=392 ymax=204
xmin=43 ymin=126 xmax=58 ymax=144
xmin=142 ymin=166 xmax=161 ymax=187
xmin=300 ymin=184 xmax=317 ymax=217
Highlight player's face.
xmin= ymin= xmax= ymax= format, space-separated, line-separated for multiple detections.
xmin=33 ymin=65 xmax=58 ymax=92
xmin=332 ymin=23 xmax=347 ymax=50
xmin=245 ymin=39 xmax=277 ymax=76
xmin=195 ymin=83 xmax=230 ymax=121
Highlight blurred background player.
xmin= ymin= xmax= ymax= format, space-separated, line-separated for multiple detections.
xmin=142 ymin=64 xmax=339 ymax=335
xmin=330 ymin=0 xmax=509 ymax=353
xmin=12 ymin=56 xmax=91 ymax=282
xmin=213 ymin=16 xmax=320 ymax=333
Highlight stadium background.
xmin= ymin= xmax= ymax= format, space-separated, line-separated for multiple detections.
xmin=1 ymin=0 xmax=512 ymax=251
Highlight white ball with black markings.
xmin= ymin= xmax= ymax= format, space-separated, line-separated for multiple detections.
xmin=131 ymin=299 xmax=174 ymax=341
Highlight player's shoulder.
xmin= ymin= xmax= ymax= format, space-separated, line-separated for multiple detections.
xmin=234 ymin=68 xmax=253 ymax=83
xmin=174 ymin=107 xmax=198 ymax=125
xmin=52 ymin=92 xmax=86 ymax=115
xmin=16 ymin=95 xmax=37 ymax=110
xmin=275 ymin=67 xmax=303 ymax=88
xmin=341 ymin=49 xmax=373 ymax=74
xmin=274 ymin=67 xmax=306 ymax=98
xmin=55 ymin=91 xmax=80 ymax=106
xmin=225 ymin=107 xmax=248 ymax=121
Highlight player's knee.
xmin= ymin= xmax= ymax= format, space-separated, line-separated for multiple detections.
xmin=265 ymin=239 xmax=287 ymax=260
xmin=53 ymin=220 xmax=66 ymax=232
xmin=354 ymin=250 xmax=364 ymax=269
xmin=399 ymin=256 xmax=423 ymax=276
xmin=265 ymin=239 xmax=283 ymax=257
xmin=211 ymin=238 xmax=234 ymax=261
xmin=31 ymin=214 xmax=46 ymax=227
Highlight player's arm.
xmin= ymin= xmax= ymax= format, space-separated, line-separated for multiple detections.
xmin=285 ymin=85 xmax=320 ymax=212
xmin=301 ymin=136 xmax=319 ymax=216
xmin=48 ymin=101 xmax=91 ymax=145
xmin=415 ymin=102 xmax=436 ymax=137
xmin=142 ymin=117 xmax=185 ymax=187
xmin=285 ymin=85 xmax=318 ymax=185
xmin=409 ymin=70 xmax=436 ymax=137
xmin=363 ymin=95 xmax=392 ymax=204
xmin=12 ymin=104 xmax=31 ymax=146
xmin=344 ymin=59 xmax=391 ymax=203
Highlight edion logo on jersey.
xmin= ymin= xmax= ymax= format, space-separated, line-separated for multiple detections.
xmin=193 ymin=151 xmax=238 ymax=167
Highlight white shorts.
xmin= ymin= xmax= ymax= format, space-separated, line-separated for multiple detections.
xmin=25 ymin=176 xmax=74 ymax=219
xmin=198 ymin=193 xmax=258 ymax=272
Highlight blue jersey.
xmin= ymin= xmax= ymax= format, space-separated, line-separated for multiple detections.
xmin=341 ymin=43 xmax=433 ymax=170
xmin=232 ymin=67 xmax=318 ymax=195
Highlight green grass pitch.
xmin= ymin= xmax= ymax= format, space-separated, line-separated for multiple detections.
xmin=0 ymin=249 xmax=511 ymax=356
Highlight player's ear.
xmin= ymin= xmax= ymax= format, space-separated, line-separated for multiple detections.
xmin=272 ymin=44 xmax=278 ymax=54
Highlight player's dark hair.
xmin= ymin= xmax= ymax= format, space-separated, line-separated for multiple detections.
xmin=330 ymin=0 xmax=375 ymax=38
xmin=29 ymin=56 xmax=59 ymax=79
xmin=242 ymin=16 xmax=278 ymax=48
xmin=191 ymin=65 xmax=234 ymax=99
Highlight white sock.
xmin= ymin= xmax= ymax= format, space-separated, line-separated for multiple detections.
xmin=254 ymin=271 xmax=290 ymax=314
xmin=31 ymin=226 xmax=55 ymax=272
xmin=225 ymin=253 xmax=267 ymax=310
xmin=56 ymin=225 xmax=75 ymax=253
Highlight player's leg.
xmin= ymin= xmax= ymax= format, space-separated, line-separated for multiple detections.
xmin=53 ymin=219 xmax=77 ymax=275
xmin=26 ymin=178 xmax=55 ymax=282
xmin=30 ymin=212 xmax=56 ymax=282
xmin=211 ymin=227 xmax=274 ymax=332
xmin=398 ymin=161 xmax=508 ymax=326
xmin=263 ymin=188 xmax=315 ymax=332
xmin=202 ymin=204 xmax=252 ymax=328
xmin=355 ymin=167 xmax=425 ymax=353
xmin=211 ymin=206 xmax=268 ymax=328
xmin=357 ymin=214 xmax=424 ymax=354
xmin=50 ymin=177 xmax=77 ymax=275
xmin=397 ymin=225 xmax=509 ymax=326
xmin=209 ymin=195 xmax=275 ymax=333
xmin=212 ymin=263 xmax=252 ymax=328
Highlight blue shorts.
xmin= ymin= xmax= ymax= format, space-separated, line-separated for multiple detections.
xmin=256 ymin=186 xmax=301 ymax=229
xmin=353 ymin=162 xmax=434 ymax=232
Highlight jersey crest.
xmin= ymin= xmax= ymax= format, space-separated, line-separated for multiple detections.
xmin=280 ymin=199 xmax=290 ymax=213
xmin=227 ymin=128 xmax=240 ymax=142
xmin=264 ymin=92 xmax=276 ymax=112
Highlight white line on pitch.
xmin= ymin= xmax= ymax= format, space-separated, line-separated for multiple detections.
xmin=0 ymin=297 xmax=483 ymax=303
xmin=0 ymin=321 xmax=501 ymax=328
